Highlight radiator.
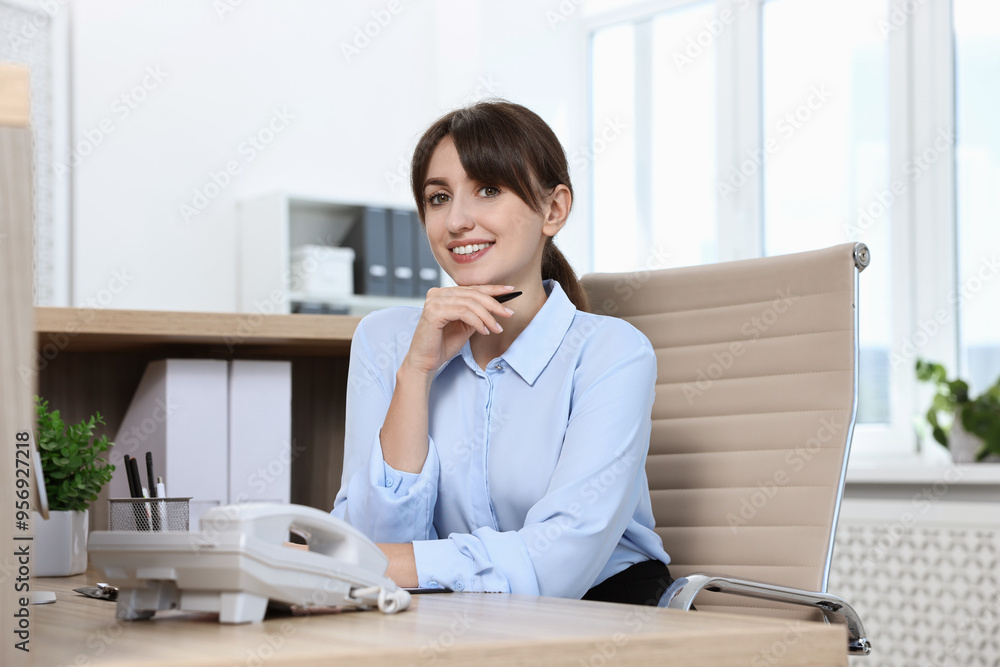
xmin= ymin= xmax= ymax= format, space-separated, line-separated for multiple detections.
xmin=830 ymin=499 xmax=1000 ymax=666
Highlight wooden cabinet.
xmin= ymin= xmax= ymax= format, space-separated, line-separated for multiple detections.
xmin=35 ymin=307 xmax=360 ymax=529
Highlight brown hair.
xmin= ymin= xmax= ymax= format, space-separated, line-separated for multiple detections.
xmin=410 ymin=100 xmax=590 ymax=312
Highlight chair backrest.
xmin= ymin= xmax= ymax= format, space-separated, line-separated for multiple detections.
xmin=581 ymin=243 xmax=867 ymax=617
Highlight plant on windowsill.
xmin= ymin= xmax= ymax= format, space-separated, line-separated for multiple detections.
xmin=34 ymin=396 xmax=116 ymax=576
xmin=916 ymin=359 xmax=1000 ymax=463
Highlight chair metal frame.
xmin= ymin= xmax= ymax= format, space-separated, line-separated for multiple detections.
xmin=656 ymin=243 xmax=872 ymax=656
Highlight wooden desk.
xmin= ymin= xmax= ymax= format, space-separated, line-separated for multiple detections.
xmin=34 ymin=307 xmax=361 ymax=356
xmin=34 ymin=571 xmax=846 ymax=666
xmin=35 ymin=307 xmax=362 ymax=524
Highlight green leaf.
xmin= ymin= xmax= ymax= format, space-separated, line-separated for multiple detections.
xmin=950 ymin=380 xmax=970 ymax=403
xmin=916 ymin=359 xmax=947 ymax=384
xmin=932 ymin=394 xmax=954 ymax=413
xmin=35 ymin=395 xmax=116 ymax=512
xmin=913 ymin=361 xmax=1000 ymax=452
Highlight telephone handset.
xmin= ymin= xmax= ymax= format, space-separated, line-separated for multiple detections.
xmin=88 ymin=503 xmax=411 ymax=624
xmin=204 ymin=502 xmax=388 ymax=573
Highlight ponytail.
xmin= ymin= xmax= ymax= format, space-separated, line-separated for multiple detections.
xmin=542 ymin=238 xmax=590 ymax=313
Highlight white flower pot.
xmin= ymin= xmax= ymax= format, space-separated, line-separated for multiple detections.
xmin=34 ymin=509 xmax=88 ymax=577
xmin=950 ymin=415 xmax=1000 ymax=464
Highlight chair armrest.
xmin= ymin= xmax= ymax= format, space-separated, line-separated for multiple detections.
xmin=659 ymin=572 xmax=872 ymax=656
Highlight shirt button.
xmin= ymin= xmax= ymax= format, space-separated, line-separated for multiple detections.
xmin=428 ymin=581 xmax=440 ymax=589
xmin=494 ymin=364 xmax=503 ymax=370
xmin=453 ymin=580 xmax=465 ymax=591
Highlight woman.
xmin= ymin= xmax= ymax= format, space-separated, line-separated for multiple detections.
xmin=332 ymin=100 xmax=672 ymax=605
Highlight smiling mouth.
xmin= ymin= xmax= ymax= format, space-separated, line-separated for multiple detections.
xmin=450 ymin=242 xmax=494 ymax=256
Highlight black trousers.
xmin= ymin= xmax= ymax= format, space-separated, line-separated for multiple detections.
xmin=582 ymin=559 xmax=674 ymax=606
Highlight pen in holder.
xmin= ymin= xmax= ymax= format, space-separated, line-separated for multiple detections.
xmin=108 ymin=497 xmax=191 ymax=532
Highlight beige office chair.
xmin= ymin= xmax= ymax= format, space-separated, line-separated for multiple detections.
xmin=582 ymin=242 xmax=871 ymax=656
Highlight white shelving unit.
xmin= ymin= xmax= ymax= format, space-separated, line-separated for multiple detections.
xmin=237 ymin=193 xmax=432 ymax=315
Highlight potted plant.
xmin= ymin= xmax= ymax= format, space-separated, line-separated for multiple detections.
xmin=34 ymin=396 xmax=115 ymax=576
xmin=916 ymin=359 xmax=1000 ymax=463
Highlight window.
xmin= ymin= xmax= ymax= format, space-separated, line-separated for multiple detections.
xmin=587 ymin=0 xmax=997 ymax=457
xmin=761 ymin=0 xmax=891 ymax=424
xmin=954 ymin=0 xmax=1000 ymax=396
xmin=592 ymin=24 xmax=638 ymax=271
xmin=650 ymin=4 xmax=718 ymax=269
xmin=591 ymin=2 xmax=717 ymax=272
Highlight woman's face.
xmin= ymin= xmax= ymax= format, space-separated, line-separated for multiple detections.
xmin=421 ymin=136 xmax=566 ymax=288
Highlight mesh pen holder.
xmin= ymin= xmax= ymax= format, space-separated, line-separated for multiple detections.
xmin=109 ymin=497 xmax=191 ymax=532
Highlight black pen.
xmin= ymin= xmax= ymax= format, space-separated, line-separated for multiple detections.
xmin=146 ymin=452 xmax=161 ymax=530
xmin=145 ymin=452 xmax=156 ymax=498
xmin=128 ymin=456 xmax=150 ymax=530
xmin=123 ymin=455 xmax=146 ymax=530
xmin=495 ymin=291 xmax=522 ymax=304
xmin=124 ymin=455 xmax=138 ymax=497
xmin=129 ymin=456 xmax=144 ymax=499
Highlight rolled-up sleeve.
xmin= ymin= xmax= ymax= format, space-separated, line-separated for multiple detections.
xmin=331 ymin=313 xmax=439 ymax=543
xmin=411 ymin=329 xmax=658 ymax=598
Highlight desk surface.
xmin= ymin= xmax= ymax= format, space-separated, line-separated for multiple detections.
xmin=34 ymin=570 xmax=846 ymax=666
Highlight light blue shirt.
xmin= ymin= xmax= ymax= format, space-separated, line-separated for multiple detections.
xmin=332 ymin=280 xmax=670 ymax=598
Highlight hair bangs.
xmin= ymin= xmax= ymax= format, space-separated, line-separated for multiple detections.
xmin=448 ymin=106 xmax=544 ymax=213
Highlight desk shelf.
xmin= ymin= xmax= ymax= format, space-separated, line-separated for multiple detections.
xmin=35 ymin=307 xmax=361 ymax=528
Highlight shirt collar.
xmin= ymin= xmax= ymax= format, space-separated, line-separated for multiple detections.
xmin=446 ymin=280 xmax=577 ymax=385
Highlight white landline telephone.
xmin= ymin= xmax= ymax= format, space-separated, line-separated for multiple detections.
xmin=87 ymin=503 xmax=411 ymax=623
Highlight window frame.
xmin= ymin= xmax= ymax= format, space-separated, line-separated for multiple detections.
xmin=584 ymin=0 xmax=962 ymax=460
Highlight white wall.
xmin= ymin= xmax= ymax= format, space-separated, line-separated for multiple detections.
xmin=69 ymin=0 xmax=591 ymax=312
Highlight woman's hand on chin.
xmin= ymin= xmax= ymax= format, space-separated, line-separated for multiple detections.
xmin=403 ymin=285 xmax=518 ymax=376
